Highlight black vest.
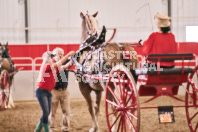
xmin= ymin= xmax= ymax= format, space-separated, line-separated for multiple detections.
xmin=54 ymin=61 xmax=69 ymax=90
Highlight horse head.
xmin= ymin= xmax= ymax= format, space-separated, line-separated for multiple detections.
xmin=1 ymin=42 xmax=10 ymax=58
xmin=0 ymin=43 xmax=5 ymax=57
xmin=80 ymin=11 xmax=99 ymax=43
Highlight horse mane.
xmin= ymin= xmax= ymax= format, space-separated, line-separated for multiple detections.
xmin=81 ymin=19 xmax=87 ymax=43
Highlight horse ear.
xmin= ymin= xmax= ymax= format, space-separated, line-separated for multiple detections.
xmin=6 ymin=42 xmax=8 ymax=46
xmin=80 ymin=12 xmax=84 ymax=19
xmin=92 ymin=11 xmax=98 ymax=17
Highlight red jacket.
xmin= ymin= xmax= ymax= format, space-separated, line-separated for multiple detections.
xmin=143 ymin=32 xmax=178 ymax=67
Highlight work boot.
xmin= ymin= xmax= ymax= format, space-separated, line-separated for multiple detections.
xmin=34 ymin=120 xmax=43 ymax=132
xmin=43 ymin=123 xmax=49 ymax=132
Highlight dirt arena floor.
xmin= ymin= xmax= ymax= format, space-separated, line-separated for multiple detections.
xmin=0 ymin=96 xmax=191 ymax=132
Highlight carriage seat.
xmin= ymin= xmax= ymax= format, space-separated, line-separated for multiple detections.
xmin=147 ymin=53 xmax=194 ymax=61
xmin=135 ymin=53 xmax=195 ymax=75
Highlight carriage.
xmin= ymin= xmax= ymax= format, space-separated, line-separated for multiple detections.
xmin=105 ymin=53 xmax=198 ymax=132
xmin=72 ymin=41 xmax=198 ymax=132
xmin=0 ymin=43 xmax=18 ymax=110
xmin=0 ymin=67 xmax=11 ymax=110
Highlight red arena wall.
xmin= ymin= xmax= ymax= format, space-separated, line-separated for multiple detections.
xmin=7 ymin=42 xmax=198 ymax=70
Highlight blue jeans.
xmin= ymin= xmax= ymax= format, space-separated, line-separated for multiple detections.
xmin=36 ymin=88 xmax=52 ymax=124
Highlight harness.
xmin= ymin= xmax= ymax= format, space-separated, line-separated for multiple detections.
xmin=73 ymin=26 xmax=128 ymax=75
xmin=73 ymin=26 xmax=107 ymax=74
xmin=84 ymin=14 xmax=92 ymax=36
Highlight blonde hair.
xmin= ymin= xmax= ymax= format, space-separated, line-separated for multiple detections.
xmin=36 ymin=51 xmax=53 ymax=83
xmin=52 ymin=47 xmax=64 ymax=55
xmin=41 ymin=51 xmax=53 ymax=65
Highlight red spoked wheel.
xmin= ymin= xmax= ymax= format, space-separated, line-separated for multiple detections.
xmin=0 ymin=70 xmax=10 ymax=110
xmin=185 ymin=66 xmax=198 ymax=132
xmin=105 ymin=64 xmax=140 ymax=132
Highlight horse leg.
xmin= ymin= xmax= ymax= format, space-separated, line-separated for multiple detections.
xmin=78 ymin=82 xmax=99 ymax=132
xmin=93 ymin=90 xmax=102 ymax=129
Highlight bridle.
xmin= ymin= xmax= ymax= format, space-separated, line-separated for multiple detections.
xmin=84 ymin=14 xmax=92 ymax=35
xmin=84 ymin=13 xmax=97 ymax=36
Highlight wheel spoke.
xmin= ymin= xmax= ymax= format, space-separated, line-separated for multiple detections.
xmin=126 ymin=111 xmax=138 ymax=120
xmin=189 ymin=111 xmax=198 ymax=122
xmin=121 ymin=116 xmax=124 ymax=132
xmin=126 ymin=91 xmax=134 ymax=106
xmin=107 ymin=86 xmax=120 ymax=105
xmin=107 ymin=108 xmax=119 ymax=116
xmin=126 ymin=99 xmax=138 ymax=111
xmin=123 ymin=116 xmax=127 ymax=132
xmin=118 ymin=73 xmax=124 ymax=103
xmin=117 ymin=115 xmax=122 ymax=132
xmin=123 ymin=77 xmax=133 ymax=106
xmin=125 ymin=111 xmax=137 ymax=131
xmin=106 ymin=99 xmax=119 ymax=108
xmin=123 ymin=75 xmax=127 ymax=104
xmin=110 ymin=113 xmax=121 ymax=129
xmin=113 ymin=79 xmax=122 ymax=102
xmin=117 ymin=79 xmax=132 ymax=109
xmin=126 ymin=105 xmax=137 ymax=111
xmin=195 ymin=123 xmax=198 ymax=132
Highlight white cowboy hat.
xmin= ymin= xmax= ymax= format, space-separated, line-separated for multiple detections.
xmin=154 ymin=12 xmax=171 ymax=27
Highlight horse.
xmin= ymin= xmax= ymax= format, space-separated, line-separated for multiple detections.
xmin=75 ymin=11 xmax=139 ymax=132
xmin=0 ymin=42 xmax=16 ymax=110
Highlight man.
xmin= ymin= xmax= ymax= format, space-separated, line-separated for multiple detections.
xmin=49 ymin=47 xmax=72 ymax=132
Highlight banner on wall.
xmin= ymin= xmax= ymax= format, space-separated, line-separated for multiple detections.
xmin=7 ymin=42 xmax=198 ymax=70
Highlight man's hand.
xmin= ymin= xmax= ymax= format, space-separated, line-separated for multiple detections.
xmin=68 ymin=51 xmax=76 ymax=56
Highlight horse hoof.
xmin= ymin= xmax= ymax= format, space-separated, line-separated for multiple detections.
xmin=89 ymin=127 xmax=100 ymax=132
xmin=111 ymin=126 xmax=118 ymax=132
xmin=89 ymin=128 xmax=95 ymax=132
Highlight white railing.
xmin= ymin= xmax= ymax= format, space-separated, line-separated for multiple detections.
xmin=12 ymin=57 xmax=34 ymax=88
xmin=33 ymin=57 xmax=42 ymax=71
xmin=10 ymin=55 xmax=198 ymax=90
xmin=32 ymin=57 xmax=42 ymax=89
xmin=12 ymin=57 xmax=34 ymax=70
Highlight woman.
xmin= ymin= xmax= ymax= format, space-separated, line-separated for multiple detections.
xmin=35 ymin=50 xmax=75 ymax=132
xmin=143 ymin=12 xmax=178 ymax=68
